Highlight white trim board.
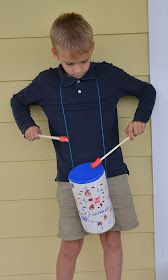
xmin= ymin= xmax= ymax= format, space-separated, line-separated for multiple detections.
xmin=148 ymin=1 xmax=168 ymax=279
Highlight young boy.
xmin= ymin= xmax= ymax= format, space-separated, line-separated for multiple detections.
xmin=11 ymin=13 xmax=156 ymax=280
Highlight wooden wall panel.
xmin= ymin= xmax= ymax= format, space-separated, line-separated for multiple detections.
xmin=0 ymin=237 xmax=59 ymax=275
xmin=0 ymin=234 xmax=154 ymax=275
xmin=0 ymin=270 xmax=155 ymax=280
xmin=0 ymin=34 xmax=148 ymax=81
xmin=0 ymin=0 xmax=148 ymax=38
xmin=74 ymin=270 xmax=155 ymax=280
xmin=119 ymin=118 xmax=151 ymax=156
xmin=0 ymin=276 xmax=55 ymax=280
xmin=0 ymin=122 xmax=54 ymax=162
xmin=132 ymin=196 xmax=154 ymax=232
xmin=121 ymin=233 xmax=154 ymax=269
xmin=125 ymin=157 xmax=153 ymax=195
xmin=0 ymin=161 xmax=56 ymax=200
xmin=0 ymin=199 xmax=58 ymax=238
xmin=0 ymin=196 xmax=153 ymax=238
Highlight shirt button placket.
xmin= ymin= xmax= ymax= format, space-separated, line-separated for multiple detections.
xmin=76 ymin=80 xmax=82 ymax=94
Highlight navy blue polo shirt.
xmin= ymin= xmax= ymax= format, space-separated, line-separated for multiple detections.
xmin=11 ymin=62 xmax=156 ymax=181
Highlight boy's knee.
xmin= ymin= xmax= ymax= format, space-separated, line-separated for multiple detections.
xmin=101 ymin=231 xmax=121 ymax=252
xmin=61 ymin=239 xmax=84 ymax=259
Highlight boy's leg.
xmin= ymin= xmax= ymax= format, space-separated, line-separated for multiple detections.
xmin=56 ymin=181 xmax=88 ymax=279
xmin=99 ymin=231 xmax=122 ymax=280
xmin=56 ymin=238 xmax=84 ymax=280
xmin=100 ymin=174 xmax=138 ymax=279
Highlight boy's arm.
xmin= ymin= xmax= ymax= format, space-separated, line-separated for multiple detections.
xmin=113 ymin=66 xmax=156 ymax=139
xmin=114 ymin=66 xmax=156 ymax=123
xmin=11 ymin=74 xmax=43 ymax=138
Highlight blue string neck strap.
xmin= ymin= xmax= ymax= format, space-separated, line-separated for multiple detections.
xmin=59 ymin=78 xmax=107 ymax=173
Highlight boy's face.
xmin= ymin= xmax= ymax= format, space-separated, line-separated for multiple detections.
xmin=52 ymin=48 xmax=93 ymax=79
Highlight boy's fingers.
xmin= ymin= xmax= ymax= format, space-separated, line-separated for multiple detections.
xmin=125 ymin=121 xmax=146 ymax=141
xmin=25 ymin=126 xmax=41 ymax=141
xmin=125 ymin=125 xmax=134 ymax=140
xmin=26 ymin=133 xmax=36 ymax=141
xmin=138 ymin=125 xmax=143 ymax=135
xmin=133 ymin=121 xmax=146 ymax=135
xmin=132 ymin=125 xmax=138 ymax=136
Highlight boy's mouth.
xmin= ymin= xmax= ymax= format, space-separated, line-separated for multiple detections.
xmin=72 ymin=73 xmax=85 ymax=79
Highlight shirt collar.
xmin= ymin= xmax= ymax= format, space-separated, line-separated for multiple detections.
xmin=58 ymin=62 xmax=96 ymax=87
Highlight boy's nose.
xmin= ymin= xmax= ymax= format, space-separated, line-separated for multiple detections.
xmin=73 ymin=65 xmax=82 ymax=74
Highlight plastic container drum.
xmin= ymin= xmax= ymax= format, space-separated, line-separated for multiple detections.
xmin=68 ymin=162 xmax=115 ymax=234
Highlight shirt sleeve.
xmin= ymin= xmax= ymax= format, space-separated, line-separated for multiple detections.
xmin=114 ymin=66 xmax=156 ymax=123
xmin=10 ymin=73 xmax=44 ymax=134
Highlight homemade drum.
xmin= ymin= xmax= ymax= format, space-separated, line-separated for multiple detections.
xmin=68 ymin=162 xmax=115 ymax=234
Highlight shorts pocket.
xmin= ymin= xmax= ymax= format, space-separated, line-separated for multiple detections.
xmin=108 ymin=175 xmax=134 ymax=209
xmin=56 ymin=182 xmax=78 ymax=216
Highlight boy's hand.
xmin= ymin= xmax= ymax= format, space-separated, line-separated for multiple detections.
xmin=24 ymin=126 xmax=42 ymax=141
xmin=125 ymin=121 xmax=146 ymax=140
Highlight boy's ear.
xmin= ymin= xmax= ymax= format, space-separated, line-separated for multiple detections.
xmin=91 ymin=41 xmax=95 ymax=53
xmin=51 ymin=48 xmax=59 ymax=59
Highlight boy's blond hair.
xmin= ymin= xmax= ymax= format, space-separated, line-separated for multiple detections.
xmin=50 ymin=13 xmax=94 ymax=56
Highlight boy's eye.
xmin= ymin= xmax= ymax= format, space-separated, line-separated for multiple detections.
xmin=81 ymin=59 xmax=89 ymax=64
xmin=65 ymin=59 xmax=89 ymax=66
xmin=66 ymin=63 xmax=74 ymax=66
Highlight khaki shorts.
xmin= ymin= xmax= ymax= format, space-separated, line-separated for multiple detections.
xmin=56 ymin=174 xmax=139 ymax=240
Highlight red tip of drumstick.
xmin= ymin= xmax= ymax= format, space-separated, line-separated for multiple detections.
xmin=59 ymin=136 xmax=69 ymax=142
xmin=90 ymin=158 xmax=102 ymax=168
